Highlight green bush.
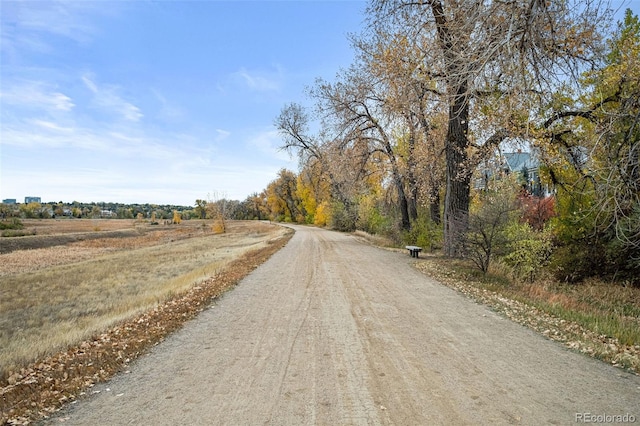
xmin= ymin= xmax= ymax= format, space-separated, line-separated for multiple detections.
xmin=403 ymin=217 xmax=442 ymax=252
xmin=549 ymin=186 xmax=640 ymax=284
xmin=502 ymin=222 xmax=554 ymax=282
xmin=356 ymin=203 xmax=391 ymax=235
xmin=1 ymin=229 xmax=35 ymax=237
xmin=329 ymin=201 xmax=356 ymax=232
xmin=0 ymin=218 xmax=24 ymax=230
xmin=464 ymin=178 xmax=520 ymax=273
xmin=550 ymin=235 xmax=640 ymax=285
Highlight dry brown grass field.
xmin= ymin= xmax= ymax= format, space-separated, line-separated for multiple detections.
xmin=0 ymin=219 xmax=288 ymax=381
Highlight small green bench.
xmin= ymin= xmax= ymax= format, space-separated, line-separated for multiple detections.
xmin=405 ymin=245 xmax=422 ymax=258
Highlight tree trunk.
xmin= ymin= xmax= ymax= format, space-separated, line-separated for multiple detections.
xmin=406 ymin=127 xmax=419 ymax=223
xmin=255 ymin=202 xmax=262 ymax=220
xmin=385 ymin=137 xmax=412 ymax=231
xmin=429 ymin=188 xmax=441 ymax=225
xmin=409 ymin=189 xmax=418 ymax=223
xmin=443 ymin=83 xmax=471 ymax=257
xmin=395 ymin=175 xmax=411 ymax=231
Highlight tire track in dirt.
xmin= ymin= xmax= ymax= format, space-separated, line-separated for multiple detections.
xmin=45 ymin=225 xmax=640 ymax=425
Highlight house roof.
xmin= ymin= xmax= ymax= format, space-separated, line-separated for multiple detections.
xmin=503 ymin=152 xmax=538 ymax=172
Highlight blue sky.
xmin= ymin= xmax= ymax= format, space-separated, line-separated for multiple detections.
xmin=0 ymin=0 xmax=367 ymax=206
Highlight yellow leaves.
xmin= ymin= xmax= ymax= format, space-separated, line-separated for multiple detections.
xmin=314 ymin=201 xmax=329 ymax=226
xmin=590 ymin=10 xmax=640 ymax=101
xmin=172 ymin=210 xmax=182 ymax=225
xmin=296 ymin=173 xmax=317 ymax=217
xmin=264 ymin=168 xmax=310 ymax=222
xmin=211 ymin=219 xmax=225 ymax=234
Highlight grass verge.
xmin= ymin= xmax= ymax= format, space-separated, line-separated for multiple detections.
xmin=0 ymin=229 xmax=293 ymax=425
xmin=412 ymin=254 xmax=640 ymax=375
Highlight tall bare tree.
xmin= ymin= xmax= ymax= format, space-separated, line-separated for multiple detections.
xmin=353 ymin=29 xmax=446 ymax=224
xmin=276 ymin=103 xmax=369 ymax=229
xmin=310 ymin=66 xmax=415 ymax=230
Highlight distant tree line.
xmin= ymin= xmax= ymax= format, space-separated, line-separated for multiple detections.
xmin=0 ymin=201 xmax=195 ymax=221
xmin=0 ymin=198 xmax=271 ymax=223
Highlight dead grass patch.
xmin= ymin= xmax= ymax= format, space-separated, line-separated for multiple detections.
xmin=0 ymin=246 xmax=112 ymax=276
xmin=352 ymin=230 xmax=396 ymax=248
xmin=18 ymin=219 xmax=135 ymax=235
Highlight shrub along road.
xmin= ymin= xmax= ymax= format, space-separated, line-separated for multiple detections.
xmin=48 ymin=225 xmax=639 ymax=425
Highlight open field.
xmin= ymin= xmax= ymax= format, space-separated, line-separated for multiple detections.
xmin=8 ymin=218 xmax=139 ymax=236
xmin=0 ymin=219 xmax=290 ymax=381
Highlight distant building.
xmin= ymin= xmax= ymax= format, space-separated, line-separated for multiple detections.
xmin=2 ymin=199 xmax=17 ymax=204
xmin=25 ymin=196 xmax=41 ymax=204
xmin=475 ymin=150 xmax=552 ymax=197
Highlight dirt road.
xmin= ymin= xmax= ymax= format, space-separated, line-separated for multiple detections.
xmin=47 ymin=225 xmax=639 ymax=425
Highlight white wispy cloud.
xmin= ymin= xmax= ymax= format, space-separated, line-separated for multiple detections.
xmin=47 ymin=92 xmax=74 ymax=111
xmin=248 ymin=128 xmax=294 ymax=163
xmin=0 ymin=80 xmax=74 ymax=112
xmin=18 ymin=3 xmax=96 ymax=43
xmin=0 ymin=0 xmax=121 ymax=55
xmin=2 ymin=115 xmax=168 ymax=158
xmin=31 ymin=119 xmax=74 ymax=133
xmin=234 ymin=66 xmax=283 ymax=92
xmin=215 ymin=129 xmax=231 ymax=142
xmin=82 ymin=74 xmax=143 ymax=122
xmin=107 ymin=131 xmax=181 ymax=160
xmin=120 ymin=104 xmax=144 ymax=122
xmin=151 ymin=89 xmax=185 ymax=121
xmin=1 ymin=121 xmax=108 ymax=151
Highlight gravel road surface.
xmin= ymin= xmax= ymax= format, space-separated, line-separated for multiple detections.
xmin=47 ymin=225 xmax=640 ymax=425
